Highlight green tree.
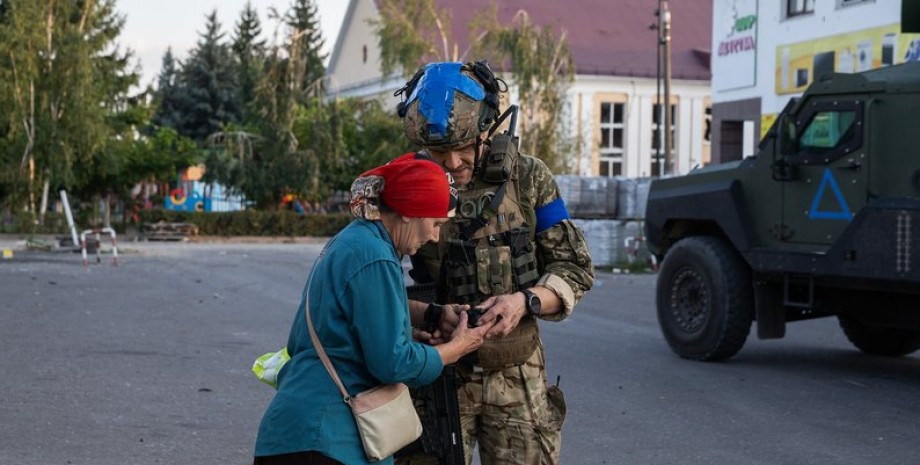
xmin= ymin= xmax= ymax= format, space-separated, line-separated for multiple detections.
xmin=178 ymin=10 xmax=241 ymax=142
xmin=0 ymin=0 xmax=20 ymax=210
xmin=0 ymin=0 xmax=140 ymax=220
xmin=285 ymin=0 xmax=326 ymax=97
xmin=151 ymin=48 xmax=187 ymax=131
xmin=232 ymin=2 xmax=266 ymax=123
xmin=338 ymin=99 xmax=413 ymax=181
xmin=372 ymin=0 xmax=455 ymax=77
xmin=210 ymin=1 xmax=330 ymax=209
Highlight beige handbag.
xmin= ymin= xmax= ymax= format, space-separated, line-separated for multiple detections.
xmin=305 ymin=291 xmax=423 ymax=462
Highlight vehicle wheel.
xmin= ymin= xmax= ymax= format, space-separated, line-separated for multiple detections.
xmin=656 ymin=236 xmax=753 ymax=361
xmin=838 ymin=316 xmax=920 ymax=356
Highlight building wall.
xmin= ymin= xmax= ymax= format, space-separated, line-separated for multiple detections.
xmin=711 ymin=0 xmax=911 ymax=162
xmin=569 ymin=76 xmax=710 ymax=178
xmin=326 ymin=0 xmax=387 ymax=94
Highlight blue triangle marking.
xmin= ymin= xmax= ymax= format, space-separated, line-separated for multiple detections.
xmin=808 ymin=168 xmax=853 ymax=221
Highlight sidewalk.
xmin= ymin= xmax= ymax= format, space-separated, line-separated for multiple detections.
xmin=0 ymin=233 xmax=58 ymax=251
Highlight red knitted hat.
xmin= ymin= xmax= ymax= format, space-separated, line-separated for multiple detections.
xmin=359 ymin=153 xmax=456 ymax=218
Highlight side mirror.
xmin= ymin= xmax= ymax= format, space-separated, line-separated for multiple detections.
xmin=779 ymin=115 xmax=798 ymax=155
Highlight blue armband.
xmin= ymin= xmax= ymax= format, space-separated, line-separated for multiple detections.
xmin=535 ymin=198 xmax=570 ymax=233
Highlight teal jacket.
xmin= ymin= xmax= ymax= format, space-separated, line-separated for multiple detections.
xmin=254 ymin=219 xmax=443 ymax=464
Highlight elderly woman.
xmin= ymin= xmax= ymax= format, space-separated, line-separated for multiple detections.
xmin=254 ymin=154 xmax=491 ymax=465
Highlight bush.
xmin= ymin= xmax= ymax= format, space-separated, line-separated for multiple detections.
xmin=137 ymin=209 xmax=351 ymax=237
xmin=0 ymin=212 xmax=73 ymax=235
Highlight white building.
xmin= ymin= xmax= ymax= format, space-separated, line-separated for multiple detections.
xmin=710 ymin=0 xmax=920 ymax=163
xmin=327 ymin=0 xmax=713 ymax=178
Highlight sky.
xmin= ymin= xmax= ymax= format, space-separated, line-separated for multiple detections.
xmin=116 ymin=0 xmax=349 ymax=89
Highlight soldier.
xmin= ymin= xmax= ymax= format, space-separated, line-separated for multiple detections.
xmin=398 ymin=61 xmax=595 ymax=465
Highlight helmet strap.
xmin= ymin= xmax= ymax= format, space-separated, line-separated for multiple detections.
xmin=472 ymin=137 xmax=486 ymax=181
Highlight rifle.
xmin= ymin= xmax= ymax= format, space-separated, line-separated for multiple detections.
xmin=395 ymin=366 xmax=465 ymax=465
xmin=397 ymin=283 xmax=465 ymax=465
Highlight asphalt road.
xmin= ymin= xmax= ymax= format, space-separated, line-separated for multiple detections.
xmin=1 ymin=242 xmax=918 ymax=465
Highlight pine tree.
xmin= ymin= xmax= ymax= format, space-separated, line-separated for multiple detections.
xmin=179 ymin=10 xmax=241 ymax=142
xmin=232 ymin=2 xmax=266 ymax=123
xmin=285 ymin=0 xmax=327 ymax=97
xmin=151 ymin=48 xmax=186 ymax=130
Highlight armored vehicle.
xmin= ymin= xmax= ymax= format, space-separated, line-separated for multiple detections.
xmin=646 ymin=62 xmax=920 ymax=361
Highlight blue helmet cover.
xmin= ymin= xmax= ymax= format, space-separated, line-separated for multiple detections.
xmin=406 ymin=62 xmax=486 ymax=141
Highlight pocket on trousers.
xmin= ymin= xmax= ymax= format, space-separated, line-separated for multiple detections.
xmin=543 ymin=384 xmax=566 ymax=432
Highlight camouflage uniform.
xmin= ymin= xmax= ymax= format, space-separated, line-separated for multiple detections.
xmin=410 ymin=153 xmax=594 ymax=465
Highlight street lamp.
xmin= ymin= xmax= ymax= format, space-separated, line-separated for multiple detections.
xmin=652 ymin=0 xmax=673 ymax=177
xmin=662 ymin=1 xmax=672 ymax=176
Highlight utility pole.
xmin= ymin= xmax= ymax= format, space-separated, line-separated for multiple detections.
xmin=662 ymin=0 xmax=673 ymax=176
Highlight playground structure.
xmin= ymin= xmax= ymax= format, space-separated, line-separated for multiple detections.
xmin=162 ymin=165 xmax=248 ymax=213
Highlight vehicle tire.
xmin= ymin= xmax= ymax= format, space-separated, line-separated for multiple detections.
xmin=838 ymin=316 xmax=920 ymax=356
xmin=656 ymin=236 xmax=754 ymax=361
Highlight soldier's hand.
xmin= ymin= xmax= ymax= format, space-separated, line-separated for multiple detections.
xmin=476 ymin=292 xmax=527 ymax=339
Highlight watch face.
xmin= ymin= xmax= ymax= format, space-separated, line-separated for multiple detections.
xmin=525 ymin=290 xmax=541 ymax=315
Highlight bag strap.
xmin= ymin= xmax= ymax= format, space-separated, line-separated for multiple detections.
xmin=302 ymin=234 xmax=353 ymax=404
xmin=306 ymin=293 xmax=352 ymax=403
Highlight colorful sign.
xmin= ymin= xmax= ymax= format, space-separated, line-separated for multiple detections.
xmin=713 ymin=0 xmax=759 ymax=91
xmin=776 ymin=24 xmax=920 ymax=95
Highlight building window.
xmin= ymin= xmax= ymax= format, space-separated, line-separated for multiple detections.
xmin=786 ymin=0 xmax=815 ymax=18
xmin=599 ymin=102 xmax=624 ymax=177
xmin=651 ymin=103 xmax=677 ymax=176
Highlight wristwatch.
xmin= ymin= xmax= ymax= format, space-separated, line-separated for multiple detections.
xmin=521 ymin=289 xmax=541 ymax=317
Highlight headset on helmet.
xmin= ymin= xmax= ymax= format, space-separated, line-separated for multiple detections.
xmin=396 ymin=61 xmax=505 ymax=149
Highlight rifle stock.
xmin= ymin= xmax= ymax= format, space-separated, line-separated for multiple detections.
xmin=399 ymin=284 xmax=465 ymax=465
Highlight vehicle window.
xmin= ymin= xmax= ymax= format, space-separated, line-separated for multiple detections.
xmin=800 ymin=110 xmax=856 ymax=151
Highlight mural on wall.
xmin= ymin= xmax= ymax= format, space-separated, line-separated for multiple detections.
xmin=164 ymin=165 xmax=209 ymax=212
xmin=775 ymin=24 xmax=920 ymax=95
xmin=713 ymin=0 xmax=758 ymax=91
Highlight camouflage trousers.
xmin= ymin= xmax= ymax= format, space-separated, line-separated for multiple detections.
xmin=398 ymin=342 xmax=566 ymax=465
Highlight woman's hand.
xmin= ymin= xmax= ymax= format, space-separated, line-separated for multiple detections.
xmin=435 ymin=312 xmax=494 ymax=365
xmin=438 ymin=303 xmax=466 ymax=338
xmin=414 ymin=303 xmax=468 ymax=345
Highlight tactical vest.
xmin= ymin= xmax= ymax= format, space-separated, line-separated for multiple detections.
xmin=416 ymin=155 xmax=542 ymax=370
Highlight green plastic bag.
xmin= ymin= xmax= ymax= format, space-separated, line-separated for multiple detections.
xmin=252 ymin=347 xmax=290 ymax=389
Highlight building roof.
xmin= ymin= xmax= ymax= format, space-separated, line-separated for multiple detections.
xmin=428 ymin=0 xmax=712 ymax=80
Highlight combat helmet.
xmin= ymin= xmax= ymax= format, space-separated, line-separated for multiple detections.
xmin=396 ymin=61 xmax=503 ymax=149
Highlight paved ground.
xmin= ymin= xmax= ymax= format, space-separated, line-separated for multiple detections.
xmin=3 ymin=238 xmax=920 ymax=465
xmin=0 ymin=240 xmax=325 ymax=465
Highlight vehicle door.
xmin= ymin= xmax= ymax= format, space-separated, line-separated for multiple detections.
xmin=780 ymin=96 xmax=868 ymax=247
